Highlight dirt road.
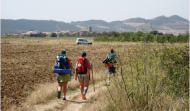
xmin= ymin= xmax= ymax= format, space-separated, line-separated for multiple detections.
xmin=29 ymin=81 xmax=106 ymax=111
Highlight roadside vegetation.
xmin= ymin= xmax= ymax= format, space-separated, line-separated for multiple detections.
xmin=91 ymin=30 xmax=189 ymax=110
xmin=85 ymin=43 xmax=189 ymax=111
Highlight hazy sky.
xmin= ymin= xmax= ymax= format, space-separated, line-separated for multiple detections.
xmin=1 ymin=0 xmax=189 ymax=23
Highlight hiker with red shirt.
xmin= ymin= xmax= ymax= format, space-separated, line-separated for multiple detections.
xmin=75 ymin=52 xmax=92 ymax=100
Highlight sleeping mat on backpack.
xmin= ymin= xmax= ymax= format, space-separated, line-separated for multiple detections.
xmin=53 ymin=63 xmax=71 ymax=74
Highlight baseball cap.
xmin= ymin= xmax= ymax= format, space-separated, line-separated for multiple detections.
xmin=81 ymin=52 xmax=86 ymax=57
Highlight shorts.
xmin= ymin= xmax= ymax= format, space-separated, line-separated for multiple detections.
xmin=77 ymin=73 xmax=90 ymax=82
xmin=57 ymin=74 xmax=70 ymax=83
xmin=107 ymin=67 xmax=116 ymax=74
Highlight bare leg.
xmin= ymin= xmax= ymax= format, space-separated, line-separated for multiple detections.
xmin=57 ymin=82 xmax=63 ymax=99
xmin=108 ymin=74 xmax=110 ymax=84
xmin=58 ymin=83 xmax=63 ymax=91
xmin=63 ymin=81 xmax=68 ymax=96
xmin=80 ymin=81 xmax=84 ymax=95
xmin=83 ymin=80 xmax=89 ymax=95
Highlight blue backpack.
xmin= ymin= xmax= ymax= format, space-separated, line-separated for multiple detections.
xmin=103 ymin=53 xmax=116 ymax=64
xmin=108 ymin=53 xmax=115 ymax=59
xmin=53 ymin=54 xmax=71 ymax=74
xmin=54 ymin=54 xmax=70 ymax=69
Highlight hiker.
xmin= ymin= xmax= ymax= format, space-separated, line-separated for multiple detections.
xmin=104 ymin=49 xmax=117 ymax=85
xmin=56 ymin=49 xmax=73 ymax=100
xmin=75 ymin=52 xmax=92 ymax=100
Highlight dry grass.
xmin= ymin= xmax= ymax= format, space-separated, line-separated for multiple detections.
xmin=84 ymin=78 xmax=188 ymax=111
xmin=85 ymin=87 xmax=109 ymax=111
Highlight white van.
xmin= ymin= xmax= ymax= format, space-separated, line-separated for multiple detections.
xmin=76 ymin=38 xmax=92 ymax=45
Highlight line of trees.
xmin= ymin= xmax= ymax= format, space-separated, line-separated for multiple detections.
xmin=29 ymin=32 xmax=58 ymax=37
xmin=29 ymin=33 xmax=47 ymax=37
xmin=28 ymin=30 xmax=189 ymax=44
xmin=94 ymin=31 xmax=189 ymax=43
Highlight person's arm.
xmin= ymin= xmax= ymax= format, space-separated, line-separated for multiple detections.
xmin=105 ymin=54 xmax=108 ymax=60
xmin=69 ymin=62 xmax=73 ymax=69
xmin=67 ymin=58 xmax=73 ymax=69
xmin=86 ymin=59 xmax=92 ymax=70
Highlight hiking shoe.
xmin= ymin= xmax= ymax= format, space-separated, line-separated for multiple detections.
xmin=82 ymin=94 xmax=86 ymax=100
xmin=63 ymin=96 xmax=66 ymax=100
xmin=57 ymin=91 xmax=61 ymax=99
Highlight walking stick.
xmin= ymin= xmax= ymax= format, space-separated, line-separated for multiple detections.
xmin=69 ymin=70 xmax=71 ymax=99
xmin=92 ymin=67 xmax=95 ymax=92
xmin=70 ymin=75 xmax=71 ymax=99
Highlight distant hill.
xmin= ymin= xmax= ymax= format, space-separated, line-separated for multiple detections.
xmin=124 ymin=17 xmax=146 ymax=23
xmin=1 ymin=19 xmax=80 ymax=33
xmin=169 ymin=15 xmax=189 ymax=22
xmin=1 ymin=15 xmax=189 ymax=33
xmin=71 ymin=20 xmax=115 ymax=32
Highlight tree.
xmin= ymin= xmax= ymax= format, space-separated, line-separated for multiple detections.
xmin=111 ymin=31 xmax=120 ymax=37
xmin=136 ymin=31 xmax=143 ymax=36
xmin=150 ymin=30 xmax=158 ymax=35
xmin=64 ymin=33 xmax=69 ymax=37
xmin=58 ymin=33 xmax=64 ymax=37
xmin=51 ymin=33 xmax=57 ymax=37
xmin=101 ymin=31 xmax=108 ymax=36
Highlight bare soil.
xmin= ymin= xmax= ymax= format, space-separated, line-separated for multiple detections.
xmin=1 ymin=38 xmax=119 ymax=109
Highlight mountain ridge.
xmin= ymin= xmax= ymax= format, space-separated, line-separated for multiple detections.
xmin=1 ymin=15 xmax=189 ymax=33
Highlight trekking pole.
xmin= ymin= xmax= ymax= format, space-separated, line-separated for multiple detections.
xmin=70 ymin=78 xmax=71 ymax=99
xmin=69 ymin=71 xmax=71 ymax=99
xmin=92 ymin=67 xmax=95 ymax=92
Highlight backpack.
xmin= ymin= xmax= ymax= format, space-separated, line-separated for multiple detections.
xmin=108 ymin=53 xmax=116 ymax=60
xmin=103 ymin=53 xmax=117 ymax=67
xmin=76 ymin=57 xmax=87 ymax=74
xmin=54 ymin=54 xmax=70 ymax=69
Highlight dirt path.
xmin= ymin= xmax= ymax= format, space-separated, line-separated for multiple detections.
xmin=29 ymin=81 xmax=107 ymax=111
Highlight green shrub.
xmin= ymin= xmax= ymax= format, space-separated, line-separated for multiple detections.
xmin=159 ymin=46 xmax=189 ymax=95
xmin=102 ymin=44 xmax=189 ymax=110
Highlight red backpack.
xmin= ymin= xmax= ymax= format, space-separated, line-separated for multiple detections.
xmin=77 ymin=57 xmax=87 ymax=74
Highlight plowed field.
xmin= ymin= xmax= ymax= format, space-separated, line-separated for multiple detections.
xmin=1 ymin=37 xmax=122 ymax=109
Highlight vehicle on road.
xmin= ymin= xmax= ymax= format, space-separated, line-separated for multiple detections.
xmin=76 ymin=38 xmax=92 ymax=45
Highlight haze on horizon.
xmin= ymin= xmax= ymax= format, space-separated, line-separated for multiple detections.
xmin=1 ymin=0 xmax=189 ymax=23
